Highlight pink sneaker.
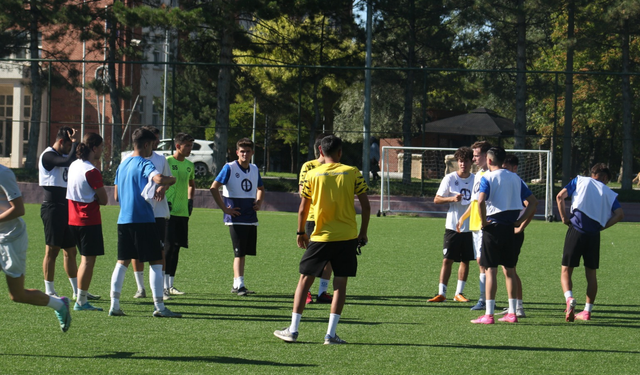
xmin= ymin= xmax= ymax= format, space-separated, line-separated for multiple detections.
xmin=305 ymin=291 xmax=313 ymax=304
xmin=575 ymin=311 xmax=591 ymax=321
xmin=565 ymin=298 xmax=576 ymax=322
xmin=498 ymin=313 xmax=518 ymax=323
xmin=471 ymin=315 xmax=495 ymax=324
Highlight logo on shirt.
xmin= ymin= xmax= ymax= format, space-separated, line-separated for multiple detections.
xmin=241 ymin=179 xmax=252 ymax=192
xmin=461 ymin=188 xmax=471 ymax=201
xmin=63 ymin=168 xmax=68 ymax=182
xmin=187 ymin=167 xmax=191 ymax=173
xmin=235 ymin=173 xmax=240 ymax=178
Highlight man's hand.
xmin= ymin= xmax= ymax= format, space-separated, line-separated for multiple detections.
xmin=224 ymin=205 xmax=241 ymax=217
xmin=456 ymin=218 xmax=464 ymax=233
xmin=67 ymin=128 xmax=78 ymax=143
xmin=253 ymin=199 xmax=262 ymax=211
xmin=297 ymin=233 xmax=309 ymax=249
xmin=154 ymin=185 xmax=167 ymax=201
xmin=188 ymin=199 xmax=194 ymax=216
xmin=453 ymin=193 xmax=462 ymax=202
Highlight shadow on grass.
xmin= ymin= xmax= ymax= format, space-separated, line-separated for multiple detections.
xmin=350 ymin=343 xmax=640 ymax=354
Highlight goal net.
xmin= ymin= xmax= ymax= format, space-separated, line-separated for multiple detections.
xmin=377 ymin=146 xmax=553 ymax=220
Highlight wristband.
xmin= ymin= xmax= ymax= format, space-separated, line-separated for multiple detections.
xmin=296 ymin=231 xmax=305 ymax=235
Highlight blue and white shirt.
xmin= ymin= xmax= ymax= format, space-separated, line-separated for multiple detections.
xmin=214 ymin=161 xmax=263 ymax=225
xmin=565 ymin=176 xmax=620 ymax=233
xmin=479 ymin=169 xmax=532 ymax=225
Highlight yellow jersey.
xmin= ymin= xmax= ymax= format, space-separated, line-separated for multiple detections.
xmin=469 ymin=169 xmax=488 ymax=231
xmin=299 ymin=159 xmax=322 ymax=222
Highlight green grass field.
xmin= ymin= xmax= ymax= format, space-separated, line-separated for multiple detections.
xmin=1 ymin=204 xmax=639 ymax=374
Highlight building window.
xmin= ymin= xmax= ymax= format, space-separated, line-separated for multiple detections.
xmin=153 ymin=50 xmax=161 ymax=66
xmin=22 ymin=95 xmax=31 ymax=146
xmin=152 ymin=97 xmax=160 ymax=126
xmin=0 ymin=95 xmax=13 ymax=157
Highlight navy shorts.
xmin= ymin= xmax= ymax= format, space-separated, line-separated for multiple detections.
xmin=41 ymin=202 xmax=76 ymax=248
xmin=69 ymin=225 xmax=104 ymax=257
xmin=480 ymin=223 xmax=517 ymax=268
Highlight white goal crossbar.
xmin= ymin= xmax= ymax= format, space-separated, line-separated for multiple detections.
xmin=378 ymin=146 xmax=553 ymax=220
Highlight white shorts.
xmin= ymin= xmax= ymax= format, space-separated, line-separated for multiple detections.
xmin=472 ymin=230 xmax=483 ymax=259
xmin=0 ymin=230 xmax=28 ymax=278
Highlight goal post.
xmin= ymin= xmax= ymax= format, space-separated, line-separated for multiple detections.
xmin=378 ymin=146 xmax=553 ymax=220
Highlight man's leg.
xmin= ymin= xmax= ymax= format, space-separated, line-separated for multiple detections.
xmin=63 ymin=247 xmax=79 ymax=297
xmin=578 ymin=267 xmax=597 ymax=320
xmin=132 ymin=259 xmax=146 ymax=296
xmin=274 ymin=274 xmax=315 ymax=342
xmin=43 ymin=245 xmax=61 ymax=294
xmin=454 ymin=261 xmax=470 ymax=301
xmin=75 ymin=255 xmax=100 ymax=310
xmin=484 ymin=267 xmax=498 ymax=316
xmin=325 ymin=276 xmax=348 ymax=343
xmin=561 ymin=266 xmax=577 ymax=322
xmin=428 ymin=259 xmax=452 ymax=301
xmin=233 ymin=256 xmax=246 ymax=291
xmin=503 ymin=266 xmax=518 ymax=313
xmin=6 ymin=274 xmax=50 ymax=306
xmin=109 ymin=260 xmax=130 ymax=314
xmin=317 ymin=262 xmax=333 ymax=299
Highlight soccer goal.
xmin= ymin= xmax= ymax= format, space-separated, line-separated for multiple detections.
xmin=377 ymin=146 xmax=553 ymax=220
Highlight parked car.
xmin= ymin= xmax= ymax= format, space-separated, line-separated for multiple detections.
xmin=121 ymin=139 xmax=215 ymax=177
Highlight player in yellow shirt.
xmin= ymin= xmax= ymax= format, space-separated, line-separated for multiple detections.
xmin=274 ymin=135 xmax=370 ymax=345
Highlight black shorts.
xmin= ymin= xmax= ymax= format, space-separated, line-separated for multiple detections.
xmin=443 ymin=229 xmax=474 ymax=262
xmin=41 ymin=202 xmax=76 ymax=248
xmin=480 ymin=222 xmax=517 ymax=268
xmin=229 ymin=225 xmax=257 ymax=257
xmin=305 ymin=221 xmax=315 ymax=237
xmin=155 ymin=218 xmax=167 ymax=248
xmin=117 ymin=223 xmax=163 ymax=262
xmin=69 ymin=225 xmax=105 ymax=257
xmin=299 ymin=239 xmax=358 ymax=277
xmin=513 ymin=231 xmax=525 ymax=261
xmin=165 ymin=216 xmax=188 ymax=249
xmin=562 ymin=226 xmax=600 ymax=269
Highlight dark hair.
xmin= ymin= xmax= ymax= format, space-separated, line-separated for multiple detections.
xmin=76 ymin=132 xmax=103 ymax=161
xmin=321 ymin=135 xmax=342 ymax=158
xmin=487 ymin=146 xmax=506 ymax=165
xmin=454 ymin=147 xmax=473 ymax=162
xmin=591 ymin=163 xmax=612 ymax=181
xmin=141 ymin=125 xmax=160 ymax=136
xmin=56 ymin=126 xmax=73 ymax=142
xmin=314 ymin=133 xmax=331 ymax=158
xmin=175 ymin=132 xmax=194 ymax=145
xmin=504 ymin=154 xmax=519 ymax=167
xmin=236 ymin=137 xmax=254 ymax=150
xmin=132 ymin=128 xmax=156 ymax=150
xmin=471 ymin=141 xmax=492 ymax=154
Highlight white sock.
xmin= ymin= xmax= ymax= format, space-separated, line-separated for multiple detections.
xmin=233 ymin=277 xmax=240 ymax=289
xmin=164 ymin=273 xmax=171 ymax=289
xmin=486 ymin=299 xmax=495 ymax=315
xmin=327 ymin=313 xmax=341 ymax=337
xmin=564 ymin=290 xmax=573 ymax=300
xmin=134 ymin=271 xmax=145 ymax=291
xmin=78 ymin=289 xmax=88 ymax=306
xmin=45 ymin=280 xmax=55 ymax=295
xmin=438 ymin=283 xmax=447 ymax=296
xmin=238 ymin=276 xmax=245 ymax=288
xmin=150 ymin=264 xmax=165 ymax=311
xmin=508 ymin=299 xmax=517 ymax=314
xmin=456 ymin=280 xmax=466 ymax=295
xmin=69 ymin=277 xmax=78 ymax=296
xmin=517 ymin=299 xmax=523 ymax=309
xmin=47 ymin=295 xmax=64 ymax=310
xmin=584 ymin=303 xmax=594 ymax=312
xmin=169 ymin=276 xmax=175 ymax=288
xmin=479 ymin=273 xmax=486 ymax=301
xmin=110 ymin=263 xmax=128 ymax=311
xmin=318 ymin=278 xmax=330 ymax=296
xmin=289 ymin=312 xmax=302 ymax=333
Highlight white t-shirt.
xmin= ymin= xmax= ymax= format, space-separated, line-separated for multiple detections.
xmin=436 ymin=171 xmax=474 ymax=232
xmin=0 ymin=166 xmax=26 ymax=243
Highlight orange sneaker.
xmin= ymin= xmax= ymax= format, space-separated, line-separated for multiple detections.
xmin=454 ymin=294 xmax=470 ymax=302
xmin=428 ymin=294 xmax=446 ymax=302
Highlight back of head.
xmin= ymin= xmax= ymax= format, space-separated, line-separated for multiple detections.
xmin=503 ymin=154 xmax=519 ymax=167
xmin=236 ymin=137 xmax=254 ymax=150
xmin=77 ymin=132 xmax=103 ymax=161
xmin=141 ymin=125 xmax=160 ymax=137
xmin=314 ymin=133 xmax=331 ymax=158
xmin=56 ymin=126 xmax=73 ymax=143
xmin=175 ymin=132 xmax=194 ymax=145
xmin=132 ymin=128 xmax=156 ymax=150
xmin=321 ymin=135 xmax=342 ymax=159
xmin=454 ymin=146 xmax=473 ymax=162
xmin=487 ymin=146 xmax=506 ymax=166
xmin=590 ymin=163 xmax=611 ymax=182
xmin=471 ymin=140 xmax=492 ymax=154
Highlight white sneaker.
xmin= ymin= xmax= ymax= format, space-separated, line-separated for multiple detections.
xmin=163 ymin=289 xmax=172 ymax=301
xmin=133 ymin=289 xmax=146 ymax=298
xmin=516 ymin=307 xmax=526 ymax=318
xmin=168 ymin=287 xmax=185 ymax=295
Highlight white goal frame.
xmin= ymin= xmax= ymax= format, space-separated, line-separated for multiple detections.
xmin=378 ymin=146 xmax=553 ymax=220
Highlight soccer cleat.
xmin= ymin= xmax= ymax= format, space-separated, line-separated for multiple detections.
xmin=575 ymin=311 xmax=591 ymax=321
xmin=73 ymin=302 xmax=103 ymax=311
xmin=516 ymin=307 xmax=526 ymax=318
xmin=168 ymin=287 xmax=185 ymax=295
xmin=565 ymin=298 xmax=576 ymax=322
xmin=231 ymin=287 xmax=239 ymax=294
xmin=324 ymin=334 xmax=347 ymax=345
xmin=470 ymin=300 xmax=486 ymax=311
xmin=236 ymin=286 xmax=255 ymax=296
xmin=54 ymin=296 xmax=72 ymax=332
xmin=454 ymin=294 xmax=470 ymax=302
xmin=163 ymin=289 xmax=172 ymax=301
xmin=428 ymin=294 xmax=446 ymax=302
xmin=274 ymin=327 xmax=299 ymax=343
xmin=306 ymin=291 xmax=313 ymax=304
xmin=153 ymin=307 xmax=182 ymax=318
xmin=133 ymin=289 xmax=147 ymax=298
xmin=471 ymin=314 xmax=495 ymax=324
xmin=87 ymin=292 xmax=101 ymax=300
xmin=109 ymin=308 xmax=126 ymax=316
xmin=498 ymin=313 xmax=518 ymax=323
xmin=495 ymin=308 xmax=509 ymax=316
xmin=316 ymin=292 xmax=333 ymax=304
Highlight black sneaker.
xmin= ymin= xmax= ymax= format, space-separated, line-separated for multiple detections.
xmin=237 ymin=286 xmax=255 ymax=296
xmin=231 ymin=287 xmax=239 ymax=294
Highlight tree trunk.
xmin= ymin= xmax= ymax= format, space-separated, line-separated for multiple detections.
xmin=108 ymin=18 xmax=123 ymax=168
xmin=402 ymin=0 xmax=416 ymax=185
xmin=561 ymin=0 xmax=575 ymax=186
xmin=213 ymin=25 xmax=233 ymax=176
xmin=25 ymin=11 xmax=42 ymax=169
xmin=514 ymin=0 xmax=527 ymax=150
xmin=620 ymin=19 xmax=632 ymax=190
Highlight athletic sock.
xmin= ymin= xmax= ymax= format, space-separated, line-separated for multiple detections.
xmin=47 ymin=295 xmax=64 ymax=310
xmin=169 ymin=276 xmax=175 ymax=289
xmin=564 ymin=290 xmax=573 ymax=301
xmin=517 ymin=299 xmax=523 ymax=309
xmin=110 ymin=263 xmax=128 ymax=311
xmin=290 ymin=313 xmax=302 ymax=333
xmin=78 ymin=289 xmax=88 ymax=306
xmin=479 ymin=273 xmax=486 ymax=301
xmin=134 ymin=271 xmax=145 ymax=291
xmin=233 ymin=277 xmax=240 ymax=289
xmin=327 ymin=313 xmax=341 ymax=337
xmin=238 ymin=276 xmax=245 ymax=288
xmin=486 ymin=300 xmax=495 ymax=316
xmin=150 ymin=264 xmax=165 ymax=311
xmin=164 ymin=273 xmax=171 ymax=290
xmin=584 ymin=303 xmax=594 ymax=312
xmin=318 ymin=278 xmax=329 ymax=296
xmin=45 ymin=280 xmax=55 ymax=295
xmin=438 ymin=283 xmax=447 ymax=297
xmin=508 ymin=299 xmax=517 ymax=314
xmin=69 ymin=277 xmax=78 ymax=297
xmin=456 ymin=280 xmax=466 ymax=295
